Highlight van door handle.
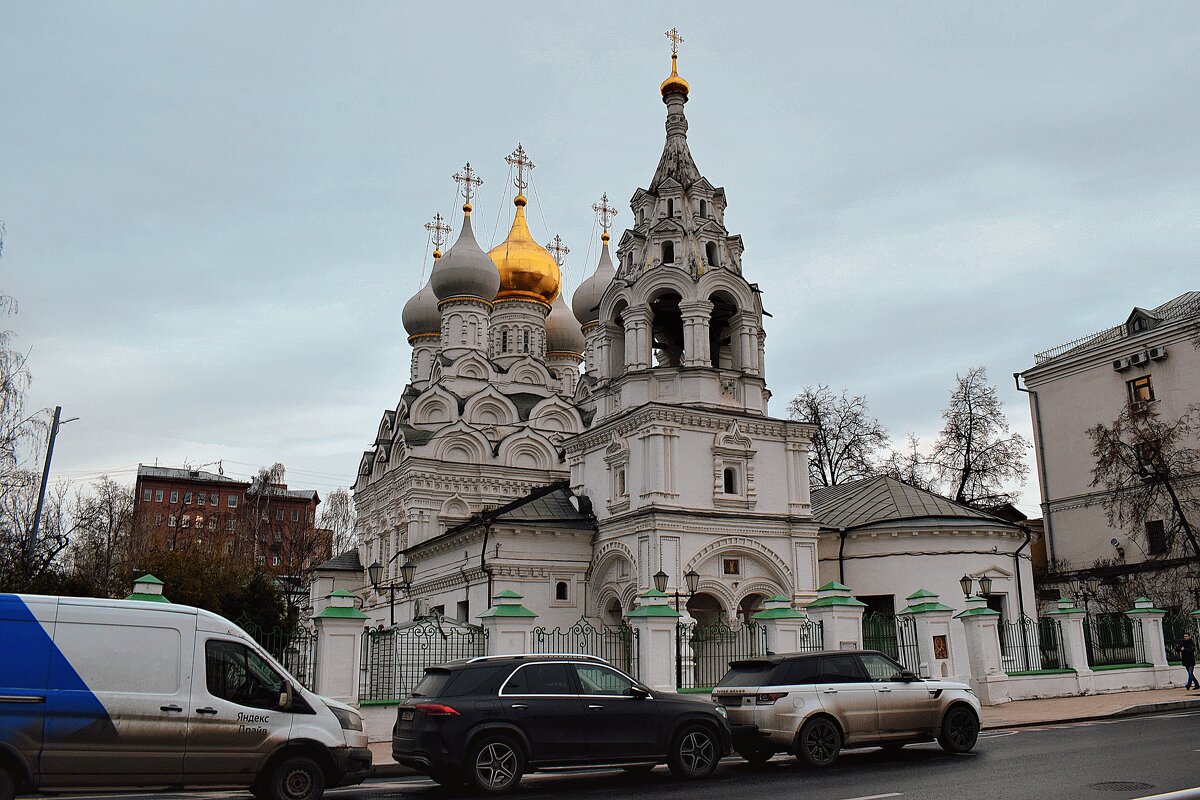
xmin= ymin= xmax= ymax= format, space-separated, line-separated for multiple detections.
xmin=196 ymin=707 xmax=218 ymax=715
xmin=877 ymin=688 xmax=892 ymax=693
xmin=510 ymin=704 xmax=528 ymax=710
xmin=823 ymin=689 xmax=838 ymax=694
xmin=588 ymin=704 xmax=604 ymax=710
xmin=160 ymin=704 xmax=183 ymax=712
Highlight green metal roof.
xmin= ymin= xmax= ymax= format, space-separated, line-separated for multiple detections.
xmin=125 ymin=592 xmax=170 ymax=603
xmin=315 ymin=606 xmax=368 ymax=619
xmin=627 ymin=605 xmax=681 ymax=618
xmin=133 ymin=574 xmax=164 ymax=586
xmin=479 ymin=603 xmax=536 ymax=618
xmin=816 ymin=581 xmax=851 ymax=592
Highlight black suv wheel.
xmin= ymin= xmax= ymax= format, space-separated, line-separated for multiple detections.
xmin=795 ymin=716 xmax=841 ymax=767
xmin=668 ymin=725 xmax=720 ymax=779
xmin=466 ymin=734 xmax=525 ymax=793
xmin=938 ymin=706 xmax=979 ymax=753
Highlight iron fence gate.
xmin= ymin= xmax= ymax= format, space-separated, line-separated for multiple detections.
xmin=793 ymin=618 xmax=825 ymax=653
xmin=895 ymin=615 xmax=920 ymax=672
xmin=359 ymin=618 xmax=488 ymax=702
xmin=1084 ymin=614 xmax=1146 ymax=667
xmin=1163 ymin=612 xmax=1197 ymax=663
xmin=236 ymin=616 xmax=318 ymax=691
xmin=1000 ymin=615 xmax=1066 ymax=672
xmin=530 ymin=617 xmax=640 ymax=677
xmin=1037 ymin=617 xmax=1069 ymax=670
xmin=676 ymin=621 xmax=767 ymax=690
xmin=862 ymin=613 xmax=919 ymax=671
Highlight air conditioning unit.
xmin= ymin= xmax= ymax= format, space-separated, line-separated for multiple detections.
xmin=1148 ymin=346 xmax=1168 ymax=361
xmin=1112 ymin=358 xmax=1132 ymax=372
xmin=1130 ymin=351 xmax=1150 ymax=367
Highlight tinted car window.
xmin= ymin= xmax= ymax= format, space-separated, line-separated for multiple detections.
xmin=717 ymin=663 xmax=776 ymax=687
xmin=575 ymin=664 xmax=636 ymax=695
xmin=816 ymin=654 xmax=865 ymax=683
xmin=441 ymin=666 xmax=503 ymax=697
xmin=859 ymin=653 xmax=905 ymax=681
xmin=412 ymin=670 xmax=453 ymax=698
xmin=205 ymin=639 xmax=285 ymax=709
xmin=502 ymin=663 xmax=573 ymax=695
xmin=771 ymin=658 xmax=819 ymax=685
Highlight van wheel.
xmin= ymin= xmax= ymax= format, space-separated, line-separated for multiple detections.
xmin=668 ymin=725 xmax=720 ymax=779
xmin=0 ymin=766 xmax=15 ymax=800
xmin=466 ymin=735 xmax=524 ymax=793
xmin=266 ymin=755 xmax=325 ymax=800
xmin=795 ymin=717 xmax=841 ymax=767
xmin=938 ymin=706 xmax=980 ymax=753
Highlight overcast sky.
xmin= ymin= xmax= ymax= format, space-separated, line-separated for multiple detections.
xmin=2 ymin=3 xmax=1197 ymax=513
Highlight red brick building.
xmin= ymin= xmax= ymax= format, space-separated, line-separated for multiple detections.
xmin=132 ymin=465 xmax=329 ymax=576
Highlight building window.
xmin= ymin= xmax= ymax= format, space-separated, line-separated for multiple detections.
xmin=723 ymin=467 xmax=739 ymax=495
xmin=667 ymin=198 xmax=674 ymax=217
xmin=272 ymin=555 xmax=280 ymax=566
xmin=661 ymin=240 xmax=674 ymax=264
xmin=523 ymin=330 xmax=530 ymax=353
xmin=276 ymin=509 xmax=284 ymax=521
xmin=291 ymin=509 xmax=299 ymax=522
xmin=228 ymin=495 xmax=238 ymax=508
xmin=208 ymin=518 xmax=216 ymax=531
xmin=154 ymin=513 xmax=162 ymax=525
xmin=170 ymin=491 xmax=179 ymax=504
xmin=699 ymin=199 xmax=708 ymax=218
xmin=184 ymin=492 xmax=192 ymax=505
xmin=210 ymin=493 xmax=218 ymax=505
xmin=1146 ymin=520 xmax=1168 ymax=555
xmin=181 ymin=515 xmax=190 ymax=528
xmin=616 ymin=468 xmax=626 ymax=497
xmin=168 ymin=514 xmax=176 ymax=528
xmin=723 ymin=558 xmax=741 ymax=576
xmin=195 ymin=515 xmax=204 ymax=528
xmin=155 ymin=489 xmax=164 ymax=502
xmin=457 ymin=600 xmax=469 ymax=622
xmin=142 ymin=488 xmax=152 ymax=502
xmin=262 ymin=510 xmax=269 ymax=522
xmin=706 ymin=241 xmax=718 ymax=266
xmin=501 ymin=330 xmax=509 ymax=351
xmin=1128 ymin=375 xmax=1155 ymax=404
xmin=197 ymin=493 xmax=205 ymax=506
xmin=227 ymin=519 xmax=236 ymax=532
xmin=555 ymin=581 xmax=569 ymax=601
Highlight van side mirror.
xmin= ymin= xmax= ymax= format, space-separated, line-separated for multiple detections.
xmin=278 ymin=681 xmax=293 ymax=710
xmin=897 ymin=670 xmax=918 ymax=682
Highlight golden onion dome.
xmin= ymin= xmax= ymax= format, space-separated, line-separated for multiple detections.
xmin=660 ymin=53 xmax=690 ymax=99
xmin=488 ymin=195 xmax=561 ymax=305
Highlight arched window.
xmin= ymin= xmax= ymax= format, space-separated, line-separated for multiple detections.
xmin=555 ymin=581 xmax=569 ymax=601
xmin=667 ymin=198 xmax=675 ymax=217
xmin=661 ymin=241 xmax=675 ymax=264
xmin=500 ymin=330 xmax=509 ymax=352
xmin=616 ymin=468 xmax=626 ymax=496
xmin=709 ymin=292 xmax=738 ymax=369
xmin=706 ymin=241 xmax=719 ymax=266
xmin=699 ymin=199 xmax=708 ymax=218
xmin=523 ymin=330 xmax=530 ymax=353
xmin=723 ymin=467 xmax=738 ymax=494
xmin=650 ymin=291 xmax=684 ymax=367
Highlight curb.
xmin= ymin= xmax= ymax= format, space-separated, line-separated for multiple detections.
xmin=982 ymin=697 xmax=1200 ymax=730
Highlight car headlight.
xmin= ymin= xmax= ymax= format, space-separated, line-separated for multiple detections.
xmin=328 ymin=705 xmax=363 ymax=731
xmin=714 ymin=704 xmax=728 ymax=719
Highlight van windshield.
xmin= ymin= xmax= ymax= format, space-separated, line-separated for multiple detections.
xmin=716 ymin=662 xmax=775 ymax=688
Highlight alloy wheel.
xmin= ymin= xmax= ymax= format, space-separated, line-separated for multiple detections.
xmin=947 ymin=708 xmax=978 ymax=750
xmin=803 ymin=720 xmax=839 ymax=765
xmin=679 ymin=730 xmax=716 ymax=774
xmin=476 ymin=741 xmax=520 ymax=789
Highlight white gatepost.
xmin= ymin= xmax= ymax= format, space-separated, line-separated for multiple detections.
xmin=1046 ymin=597 xmax=1092 ymax=676
xmin=953 ymin=595 xmax=1004 ymax=703
xmin=1125 ymin=597 xmax=1169 ymax=668
xmin=752 ymin=594 xmax=816 ymax=653
xmin=479 ymin=589 xmax=538 ymax=655
xmin=804 ymin=581 xmax=866 ymax=650
xmin=312 ymin=589 xmax=369 ymax=704
xmin=898 ymin=589 xmax=960 ymax=680
xmin=627 ymin=589 xmax=682 ymax=693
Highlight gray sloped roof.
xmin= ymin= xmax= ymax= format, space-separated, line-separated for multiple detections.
xmin=811 ymin=476 xmax=1014 ymax=531
xmin=137 ymin=465 xmax=246 ymax=486
xmin=494 ymin=485 xmax=591 ymax=526
xmin=316 ymin=549 xmax=362 ymax=572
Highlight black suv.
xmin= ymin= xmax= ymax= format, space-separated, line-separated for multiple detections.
xmin=392 ymin=654 xmax=731 ymax=793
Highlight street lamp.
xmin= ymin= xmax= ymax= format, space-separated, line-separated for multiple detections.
xmin=1185 ymin=574 xmax=1200 ymax=609
xmin=367 ymin=558 xmax=416 ymax=626
xmin=959 ymin=574 xmax=973 ymax=599
xmin=959 ymin=574 xmax=992 ymax=599
xmin=28 ymin=406 xmax=79 ymax=562
xmin=653 ymin=569 xmax=700 ymax=613
xmin=1076 ymin=576 xmax=1101 ymax=616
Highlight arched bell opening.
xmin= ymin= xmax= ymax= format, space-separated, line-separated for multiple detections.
xmin=608 ymin=299 xmax=628 ymax=378
xmin=650 ymin=291 xmax=684 ymax=368
xmin=708 ymin=291 xmax=738 ymax=369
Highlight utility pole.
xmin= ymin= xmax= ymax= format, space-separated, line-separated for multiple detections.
xmin=28 ymin=406 xmax=78 ymax=565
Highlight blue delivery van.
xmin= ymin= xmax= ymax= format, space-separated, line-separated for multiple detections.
xmin=0 ymin=593 xmax=370 ymax=800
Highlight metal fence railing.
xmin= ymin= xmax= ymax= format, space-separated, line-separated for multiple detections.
xmin=359 ymin=618 xmax=487 ymax=703
xmin=531 ymin=617 xmax=640 ymax=678
xmin=676 ymin=621 xmax=767 ymax=690
xmin=862 ymin=612 xmax=901 ymax=662
xmin=236 ymin=616 xmax=318 ymax=691
xmin=1085 ymin=614 xmax=1146 ymax=667
xmin=1163 ymin=612 xmax=1197 ymax=663
xmin=999 ymin=615 xmax=1067 ymax=672
xmin=792 ymin=618 xmax=825 ymax=654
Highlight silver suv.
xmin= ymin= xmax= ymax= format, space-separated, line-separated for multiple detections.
xmin=713 ymin=650 xmax=981 ymax=767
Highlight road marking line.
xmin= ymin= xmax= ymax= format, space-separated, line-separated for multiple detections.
xmin=839 ymin=794 xmax=903 ymax=800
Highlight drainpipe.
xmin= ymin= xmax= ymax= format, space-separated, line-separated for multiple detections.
xmin=480 ymin=519 xmax=494 ymax=610
xmin=837 ymin=527 xmax=849 ymax=586
xmin=1014 ymin=523 xmax=1033 ymax=621
xmin=1014 ymin=372 xmax=1055 ymax=566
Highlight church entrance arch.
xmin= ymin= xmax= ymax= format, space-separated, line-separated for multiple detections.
xmin=737 ymin=593 xmax=767 ymax=624
xmin=601 ymin=596 xmax=624 ymax=626
xmin=686 ymin=592 xmax=724 ymax=628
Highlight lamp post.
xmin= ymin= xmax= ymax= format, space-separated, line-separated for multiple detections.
xmin=653 ymin=569 xmax=700 ymax=613
xmin=28 ymin=406 xmax=79 ymax=564
xmin=959 ymin=574 xmax=993 ymax=600
xmin=1075 ymin=575 xmax=1101 ymax=617
xmin=367 ymin=559 xmax=416 ymax=626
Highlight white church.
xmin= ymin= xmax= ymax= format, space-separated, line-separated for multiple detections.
xmin=316 ymin=40 xmax=1036 ymax=632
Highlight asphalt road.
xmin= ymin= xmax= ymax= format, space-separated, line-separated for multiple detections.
xmin=21 ymin=710 xmax=1200 ymax=800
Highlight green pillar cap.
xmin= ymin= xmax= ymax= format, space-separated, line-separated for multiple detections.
xmin=125 ymin=592 xmax=171 ymax=603
xmin=478 ymin=603 xmax=537 ymax=618
xmin=328 ymin=589 xmax=356 ymax=598
xmin=907 ymin=588 xmax=938 ymax=600
xmin=135 ymin=574 xmax=165 ymax=585
xmin=315 ymin=605 xmax=368 ymax=619
xmin=639 ymin=589 xmax=669 ymax=598
xmin=765 ymin=594 xmax=791 ymax=603
xmin=493 ymin=589 xmax=524 ymax=600
xmin=817 ymin=581 xmax=851 ymax=592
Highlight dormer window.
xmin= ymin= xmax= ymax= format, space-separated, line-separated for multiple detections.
xmin=661 ymin=241 xmax=675 ymax=264
xmin=706 ymin=241 xmax=718 ymax=266
xmin=1130 ymin=317 xmax=1148 ymax=333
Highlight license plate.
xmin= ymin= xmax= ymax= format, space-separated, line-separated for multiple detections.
xmin=401 ymin=710 xmax=414 ymax=721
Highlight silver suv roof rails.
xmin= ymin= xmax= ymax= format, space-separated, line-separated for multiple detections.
xmin=465 ymin=653 xmax=611 ymax=664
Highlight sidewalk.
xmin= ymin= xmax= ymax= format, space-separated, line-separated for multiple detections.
xmin=365 ymin=688 xmax=1200 ymax=776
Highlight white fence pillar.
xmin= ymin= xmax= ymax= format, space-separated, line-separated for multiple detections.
xmin=898 ymin=589 xmax=960 ymax=680
xmin=627 ymin=590 xmax=682 ymax=692
xmin=1047 ymin=597 xmax=1092 ymax=675
xmin=1126 ymin=597 xmax=1169 ymax=668
xmin=312 ymin=590 xmax=369 ymax=704
xmin=954 ymin=595 xmax=1003 ymax=675
xmin=804 ymin=581 xmax=866 ymax=650
xmin=479 ymin=589 xmax=538 ymax=655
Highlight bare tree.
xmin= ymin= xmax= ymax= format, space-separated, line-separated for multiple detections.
xmin=318 ymin=487 xmax=358 ymax=556
xmin=1088 ymin=403 xmax=1200 ymax=562
xmin=66 ymin=477 xmax=135 ymax=597
xmin=788 ymin=386 xmax=890 ymax=487
xmin=928 ymin=366 xmax=1029 ymax=507
xmin=881 ymin=434 xmax=938 ymax=492
xmin=0 ymin=473 xmax=75 ymax=591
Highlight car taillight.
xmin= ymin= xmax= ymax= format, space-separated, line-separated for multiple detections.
xmin=756 ymin=692 xmax=788 ymax=705
xmin=415 ymin=703 xmax=461 ymax=717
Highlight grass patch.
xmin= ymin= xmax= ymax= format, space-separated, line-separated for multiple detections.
xmin=1090 ymin=663 xmax=1152 ymax=671
xmin=678 ymin=687 xmax=714 ymax=694
xmin=358 ymin=699 xmax=402 ymax=706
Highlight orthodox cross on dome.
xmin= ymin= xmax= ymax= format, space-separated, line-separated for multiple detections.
xmin=424 ymin=212 xmax=450 ymax=255
xmin=452 ymin=162 xmax=483 ymax=211
xmin=505 ymin=143 xmax=536 ymax=194
xmin=665 ymin=27 xmax=684 ymax=56
xmin=592 ymin=192 xmax=617 ymax=240
xmin=546 ymin=234 xmax=570 ymax=267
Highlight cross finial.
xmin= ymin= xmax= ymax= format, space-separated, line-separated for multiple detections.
xmin=425 ymin=212 xmax=451 ymax=256
xmin=546 ymin=235 xmax=570 ymax=267
xmin=665 ymin=27 xmax=684 ymax=57
xmin=452 ymin=162 xmax=484 ymax=213
xmin=592 ymin=192 xmax=618 ymax=242
xmin=505 ymin=143 xmax=536 ymax=195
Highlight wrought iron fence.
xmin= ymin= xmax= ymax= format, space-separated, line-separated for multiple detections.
xmin=676 ymin=621 xmax=767 ymax=690
xmin=895 ymin=615 xmax=920 ymax=672
xmin=793 ymin=618 xmax=825 ymax=653
xmin=235 ymin=616 xmax=318 ymax=691
xmin=1084 ymin=614 xmax=1146 ymax=667
xmin=999 ymin=615 xmax=1066 ymax=672
xmin=531 ymin=617 xmax=640 ymax=677
xmin=1037 ymin=617 xmax=1069 ymax=670
xmin=359 ymin=618 xmax=488 ymax=703
xmin=1163 ymin=612 xmax=1197 ymax=663
xmin=862 ymin=612 xmax=900 ymax=661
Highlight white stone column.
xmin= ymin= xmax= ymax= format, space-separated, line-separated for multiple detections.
xmin=624 ymin=307 xmax=652 ymax=371
xmin=1126 ymin=597 xmax=1169 ymax=668
xmin=679 ymin=299 xmax=713 ymax=368
xmin=804 ymin=582 xmax=866 ymax=650
xmin=1046 ymin=597 xmax=1092 ymax=675
xmin=954 ymin=596 xmax=1003 ymax=679
xmin=627 ymin=589 xmax=682 ymax=692
xmin=313 ymin=590 xmax=369 ymax=704
xmin=479 ymin=589 xmax=538 ymax=655
xmin=753 ymin=595 xmax=818 ymax=654
xmin=897 ymin=589 xmax=960 ymax=680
